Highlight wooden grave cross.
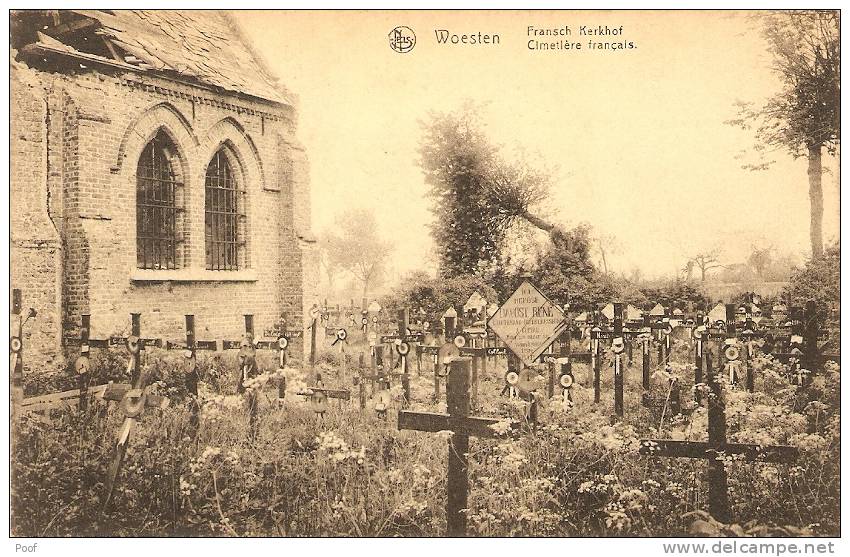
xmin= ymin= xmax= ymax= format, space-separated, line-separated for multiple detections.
xmin=355 ymin=344 xmax=383 ymax=399
xmin=546 ymin=324 xmax=571 ymax=399
xmin=101 ymin=314 xmax=170 ymax=510
xmin=548 ymin=331 xmax=575 ymax=411
xmin=309 ymin=304 xmax=320 ymax=376
xmin=354 ymin=345 xmax=394 ymax=415
xmin=9 ymin=289 xmax=36 ymax=422
xmin=354 ymin=352 xmax=369 ymax=409
xmin=460 ymin=329 xmax=488 ymax=410
xmin=234 ymin=315 xmax=261 ymax=437
xmin=590 ymin=325 xmax=603 ymax=403
xmin=398 ymin=356 xmax=521 ymax=536
xmin=719 ymin=304 xmax=746 ymax=389
xmin=611 ymin=302 xmax=626 ymax=419
xmin=639 ymin=349 xmax=798 ymax=523
xmin=762 ymin=301 xmax=822 ymax=387
xmin=299 ymin=330 xmax=350 ymax=411
xmin=297 ymin=328 xmax=351 ymax=414
xmin=330 ymin=327 xmax=349 ymax=382
xmin=422 ymin=343 xmax=442 ymax=401
xmin=692 ymin=313 xmax=706 ymax=403
xmin=276 ymin=333 xmax=290 ymax=403
xmin=295 ymin=385 xmax=352 ymax=417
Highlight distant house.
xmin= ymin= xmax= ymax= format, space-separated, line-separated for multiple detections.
xmin=10 ymin=10 xmax=317 ymax=375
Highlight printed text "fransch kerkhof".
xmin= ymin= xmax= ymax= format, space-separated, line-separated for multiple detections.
xmin=528 ymin=25 xmax=635 ymax=51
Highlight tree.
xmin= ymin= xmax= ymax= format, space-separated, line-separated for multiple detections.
xmin=532 ymin=224 xmax=615 ymax=310
xmin=686 ymin=251 xmax=724 ymax=282
xmin=747 ymin=244 xmax=775 ymax=280
xmin=391 ymin=272 xmax=499 ymax=326
xmin=593 ymin=232 xmax=620 ymax=275
xmin=323 ymin=209 xmax=392 ymax=300
xmin=728 ymin=11 xmax=839 ymax=258
xmin=418 ymin=103 xmax=561 ymax=277
xmin=783 ymin=243 xmax=839 ymax=318
xmin=640 ymin=281 xmax=710 ymax=311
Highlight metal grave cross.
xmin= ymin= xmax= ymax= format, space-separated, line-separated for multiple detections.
xmin=639 ymin=349 xmax=798 ymax=523
xmin=398 ymin=356 xmax=520 ymax=536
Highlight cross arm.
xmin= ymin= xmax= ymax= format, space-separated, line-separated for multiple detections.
xmin=569 ymin=352 xmax=592 ymax=363
xmin=100 ymin=383 xmax=170 ymax=409
xmin=166 ymin=340 xmax=217 ymax=351
xmin=639 ymin=439 xmax=798 ymax=463
xmin=398 ymin=410 xmax=517 ymax=439
xmin=297 ymin=388 xmax=351 ymax=401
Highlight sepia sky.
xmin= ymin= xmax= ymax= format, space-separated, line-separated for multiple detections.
xmin=235 ymin=10 xmax=839 ymax=281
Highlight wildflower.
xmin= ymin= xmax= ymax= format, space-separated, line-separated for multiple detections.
xmin=179 ymin=476 xmax=195 ymax=496
xmin=489 ymin=419 xmax=513 ymax=436
xmin=578 ymin=480 xmax=594 ymax=493
xmin=199 ymin=446 xmax=222 ymax=462
xmin=758 ymin=465 xmax=780 ymax=484
xmin=316 ymin=432 xmax=369 ymax=465
xmin=619 ymin=488 xmax=648 ymax=511
xmin=789 ymin=433 xmax=827 ymax=453
xmin=604 ymin=501 xmax=632 ymax=531
xmin=641 ymin=479 xmax=660 ymax=490
xmin=496 ymin=442 xmax=528 ymax=468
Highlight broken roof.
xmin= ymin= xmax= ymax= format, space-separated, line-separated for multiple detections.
xmin=20 ymin=10 xmax=290 ymax=106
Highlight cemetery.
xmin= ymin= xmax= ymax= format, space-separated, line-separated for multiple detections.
xmin=9 ymin=276 xmax=841 ymax=536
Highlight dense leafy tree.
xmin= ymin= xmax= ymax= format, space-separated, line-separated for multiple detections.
xmin=531 ymin=224 xmax=616 ymax=310
xmin=418 ymin=104 xmax=553 ymax=277
xmin=783 ymin=243 xmax=839 ymax=318
xmin=418 ymin=104 xmax=619 ymax=308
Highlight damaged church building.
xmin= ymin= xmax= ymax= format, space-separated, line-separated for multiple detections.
xmin=10 ymin=10 xmax=318 ymax=377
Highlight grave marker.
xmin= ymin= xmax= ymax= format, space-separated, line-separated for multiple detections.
xmin=612 ymin=302 xmax=625 ymax=418
xmin=398 ymin=357 xmax=520 ymax=536
xmin=487 ymin=280 xmax=567 ymax=368
xmin=76 ymin=314 xmax=92 ymax=412
xmin=102 ymin=314 xmax=170 ymax=510
xmin=9 ymin=289 xmax=34 ymax=422
xmin=277 ymin=334 xmax=289 ymax=403
xmin=309 ymin=304 xmax=320 ymax=375
xmin=184 ymin=315 xmax=200 ymax=432
xmin=640 ymin=349 xmax=798 ymax=523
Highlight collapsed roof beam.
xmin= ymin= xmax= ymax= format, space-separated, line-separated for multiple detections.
xmin=46 ymin=16 xmax=98 ymax=37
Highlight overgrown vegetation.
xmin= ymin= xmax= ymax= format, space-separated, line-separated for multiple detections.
xmin=11 ymin=335 xmax=840 ymax=537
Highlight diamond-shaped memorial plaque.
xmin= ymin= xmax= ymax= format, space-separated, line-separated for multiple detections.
xmin=487 ymin=280 xmax=567 ymax=367
xmin=707 ymin=303 xmax=726 ymax=324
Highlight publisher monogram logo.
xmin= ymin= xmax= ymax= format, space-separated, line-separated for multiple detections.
xmin=389 ymin=26 xmax=416 ymax=53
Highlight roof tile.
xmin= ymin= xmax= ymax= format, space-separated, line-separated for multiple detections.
xmin=70 ymin=9 xmax=289 ymax=105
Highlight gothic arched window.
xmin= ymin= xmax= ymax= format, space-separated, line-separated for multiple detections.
xmin=205 ymin=148 xmax=242 ymax=270
xmin=136 ymin=130 xmax=181 ymax=269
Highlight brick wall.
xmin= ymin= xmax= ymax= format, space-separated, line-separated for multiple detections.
xmin=11 ymin=60 xmax=317 ymax=377
xmin=10 ymin=64 xmax=64 ymax=376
